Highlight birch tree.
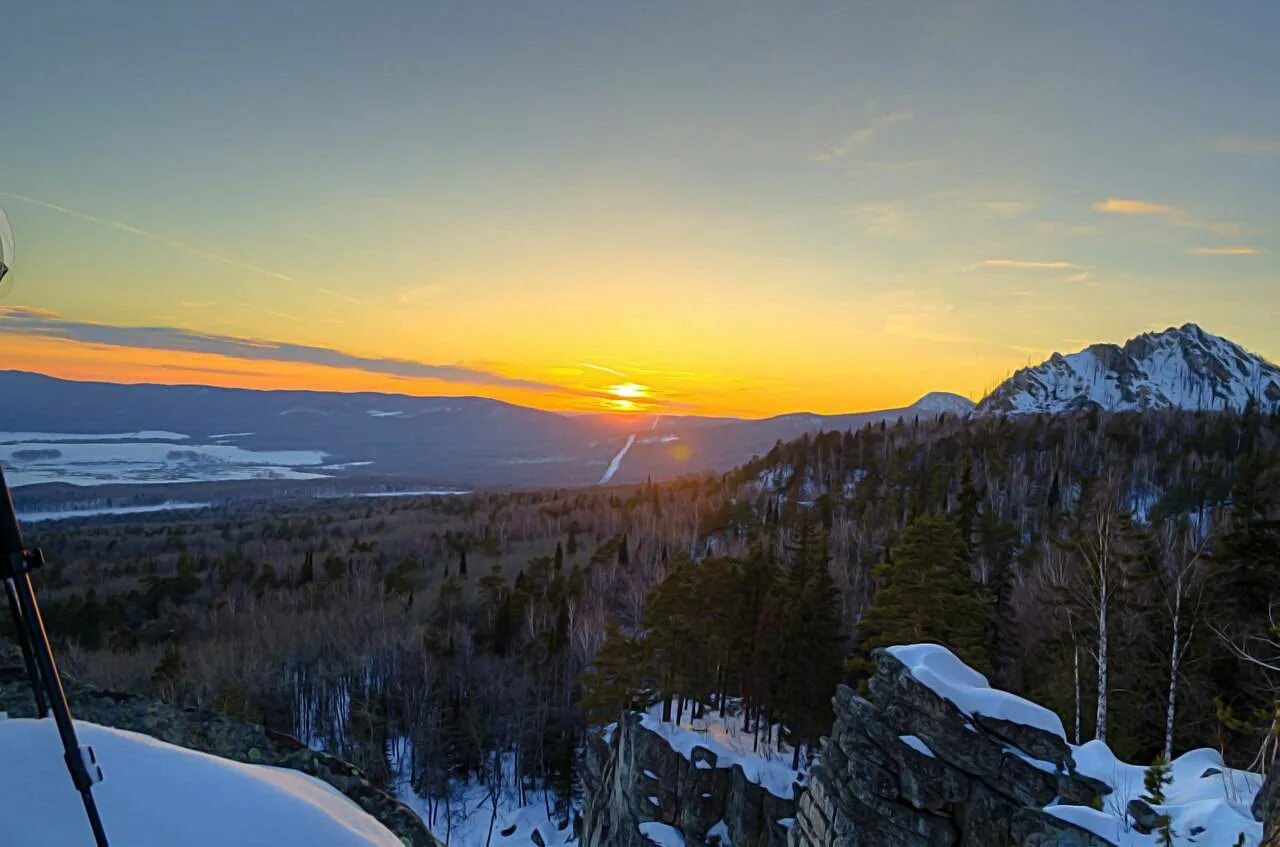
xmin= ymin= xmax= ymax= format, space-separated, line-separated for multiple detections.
xmin=1156 ymin=518 xmax=1210 ymax=762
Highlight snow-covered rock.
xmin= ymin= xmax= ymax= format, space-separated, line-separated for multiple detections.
xmin=0 ymin=718 xmax=404 ymax=847
xmin=910 ymin=392 xmax=977 ymax=416
xmin=788 ymin=644 xmax=1263 ymax=847
xmin=582 ymin=706 xmax=799 ymax=847
xmin=977 ymin=323 xmax=1280 ymax=415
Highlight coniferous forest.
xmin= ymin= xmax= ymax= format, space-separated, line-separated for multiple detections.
xmin=6 ymin=406 xmax=1280 ymax=825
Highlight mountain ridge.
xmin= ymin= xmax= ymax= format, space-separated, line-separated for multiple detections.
xmin=976 ymin=323 xmax=1280 ymax=415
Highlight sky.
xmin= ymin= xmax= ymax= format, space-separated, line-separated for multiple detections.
xmin=0 ymin=1 xmax=1277 ymax=418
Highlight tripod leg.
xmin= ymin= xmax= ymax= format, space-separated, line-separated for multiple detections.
xmin=11 ymin=568 xmax=110 ymax=847
xmin=4 ymin=575 xmax=49 ymax=717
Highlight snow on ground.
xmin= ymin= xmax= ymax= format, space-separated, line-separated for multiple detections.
xmin=396 ymin=773 xmax=575 ymax=847
xmin=354 ymin=488 xmax=471 ymax=498
xmin=599 ymin=434 xmax=636 ymax=484
xmin=0 ymin=438 xmax=329 ymax=487
xmin=0 ymin=430 xmax=190 ymax=444
xmin=1049 ymin=742 xmax=1263 ymax=846
xmin=17 ymin=501 xmax=211 ymax=522
xmin=888 ymin=643 xmax=1264 ymax=846
xmin=635 ymin=701 xmax=803 ymax=799
xmin=0 ymin=717 xmax=402 ymax=847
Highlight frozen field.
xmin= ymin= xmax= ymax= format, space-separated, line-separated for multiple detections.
xmin=0 ymin=431 xmax=328 ymax=487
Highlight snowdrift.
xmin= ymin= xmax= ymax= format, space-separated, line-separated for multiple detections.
xmin=0 ymin=718 xmax=404 ymax=847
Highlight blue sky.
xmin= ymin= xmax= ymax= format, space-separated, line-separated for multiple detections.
xmin=0 ymin=1 xmax=1277 ymax=415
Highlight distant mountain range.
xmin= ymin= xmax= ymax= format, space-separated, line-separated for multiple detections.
xmin=978 ymin=323 xmax=1280 ymax=415
xmin=0 ymin=371 xmax=967 ymax=491
xmin=1 ymin=323 xmax=1273 ymax=493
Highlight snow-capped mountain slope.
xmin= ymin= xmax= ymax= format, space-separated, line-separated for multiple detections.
xmin=977 ymin=323 xmax=1280 ymax=414
xmin=911 ymin=391 xmax=976 ymax=416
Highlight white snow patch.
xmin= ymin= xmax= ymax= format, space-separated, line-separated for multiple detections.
xmin=599 ymin=434 xmax=636 ymax=484
xmin=885 ymin=644 xmax=1066 ymax=739
xmin=0 ymin=718 xmax=402 ymax=847
xmin=17 ymin=502 xmax=211 ymax=523
xmin=637 ymin=705 xmax=800 ymax=799
xmin=898 ymin=735 xmax=935 ymax=758
xmin=0 ymin=430 xmax=189 ymax=444
xmin=639 ymin=821 xmax=686 ymax=847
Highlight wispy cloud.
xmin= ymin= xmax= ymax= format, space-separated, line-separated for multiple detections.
xmin=1213 ymin=136 xmax=1280 ymax=156
xmin=814 ymin=110 xmax=913 ymax=161
xmin=1185 ymin=245 xmax=1262 ymax=256
xmin=849 ymin=158 xmax=940 ymax=175
xmin=0 ymin=307 xmax=565 ymax=392
xmin=978 ymin=258 xmax=1079 ymax=270
xmin=1092 ymin=198 xmax=1176 ymax=216
xmin=884 ymin=313 xmax=979 ymax=344
xmin=397 ymin=283 xmax=451 ymax=305
xmin=969 ymin=200 xmax=1031 ymax=217
xmin=1091 ymin=197 xmax=1244 ymax=237
xmin=849 ymin=201 xmax=922 ymax=238
xmin=1065 ymin=272 xmax=1092 ymax=283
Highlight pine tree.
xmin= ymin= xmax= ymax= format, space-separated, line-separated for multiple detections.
xmin=579 ymin=623 xmax=653 ymax=723
xmin=1140 ymin=757 xmax=1174 ymax=846
xmin=776 ymin=517 xmax=843 ymax=768
xmin=850 ymin=515 xmax=993 ymax=680
xmin=642 ymin=554 xmax=698 ymax=722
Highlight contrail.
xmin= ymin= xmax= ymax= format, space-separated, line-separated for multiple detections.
xmin=0 ymin=190 xmax=295 ymax=283
xmin=579 ymin=361 xmax=627 ymax=377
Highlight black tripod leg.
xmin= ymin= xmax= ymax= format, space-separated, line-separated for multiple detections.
xmin=11 ymin=568 xmax=110 ymax=847
xmin=4 ymin=575 xmax=49 ymax=717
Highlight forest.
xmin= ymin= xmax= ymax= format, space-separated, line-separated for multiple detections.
xmin=5 ymin=405 xmax=1280 ymax=833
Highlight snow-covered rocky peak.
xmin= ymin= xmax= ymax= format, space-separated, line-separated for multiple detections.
xmin=977 ymin=323 xmax=1280 ymax=415
xmin=910 ymin=391 xmax=976 ymax=416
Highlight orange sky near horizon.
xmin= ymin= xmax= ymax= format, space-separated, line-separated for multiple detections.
xmin=0 ymin=331 xmax=998 ymax=419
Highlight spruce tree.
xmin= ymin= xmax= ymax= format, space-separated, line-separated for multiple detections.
xmin=850 ymin=515 xmax=993 ymax=680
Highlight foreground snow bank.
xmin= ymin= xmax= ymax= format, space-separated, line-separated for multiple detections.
xmin=0 ymin=718 xmax=403 ymax=847
xmin=886 ymin=643 xmax=1264 ymax=847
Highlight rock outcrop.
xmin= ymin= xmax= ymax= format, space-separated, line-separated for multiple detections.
xmin=0 ymin=644 xmax=439 ymax=847
xmin=787 ymin=650 xmax=1113 ymax=847
xmin=581 ymin=711 xmax=798 ymax=847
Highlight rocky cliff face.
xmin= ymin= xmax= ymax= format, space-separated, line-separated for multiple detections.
xmin=788 ymin=650 xmax=1113 ymax=847
xmin=579 ymin=649 xmax=1118 ymax=847
xmin=0 ymin=644 xmax=439 ymax=847
xmin=581 ymin=711 xmax=798 ymax=847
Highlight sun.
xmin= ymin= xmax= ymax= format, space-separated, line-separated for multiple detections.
xmin=607 ymin=382 xmax=650 ymax=399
